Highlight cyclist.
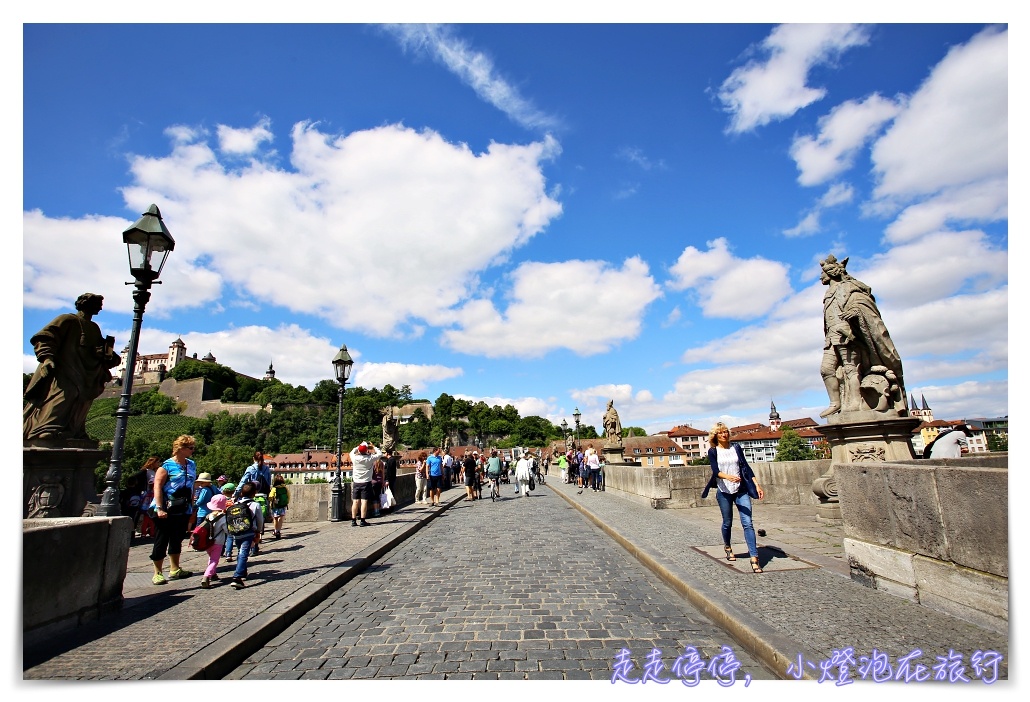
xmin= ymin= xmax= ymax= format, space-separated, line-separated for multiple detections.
xmin=486 ymin=449 xmax=504 ymax=501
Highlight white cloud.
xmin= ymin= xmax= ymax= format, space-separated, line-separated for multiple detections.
xmin=617 ymin=147 xmax=664 ymax=171
xmin=882 ymin=177 xmax=1008 ymax=244
xmin=355 ymin=362 xmax=463 ymax=394
xmin=25 ymin=121 xmax=564 ymax=340
xmin=442 ymin=257 xmax=662 ymax=358
xmin=870 ymin=26 xmax=1007 ymax=240
xmin=790 ymin=94 xmax=901 ymax=186
xmin=454 ymin=394 xmax=555 ymax=422
xmin=217 ymin=117 xmax=274 ymax=155
xmin=667 ymin=238 xmax=792 ymax=318
xmin=719 ymin=23 xmax=870 ymax=133
xmin=381 ymin=24 xmax=560 ymax=132
xmin=783 ymin=183 xmax=854 ymax=238
xmin=22 ymin=209 xmax=223 ymax=316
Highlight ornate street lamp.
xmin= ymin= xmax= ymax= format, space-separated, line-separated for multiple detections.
xmin=561 ymin=418 xmax=569 ymax=443
xmin=573 ymin=406 xmax=581 ymax=451
xmin=330 ymin=344 xmax=354 ymax=522
xmin=96 ymin=205 xmax=175 ymax=517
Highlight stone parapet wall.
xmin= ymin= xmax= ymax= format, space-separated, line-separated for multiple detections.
xmin=603 ymin=459 xmax=832 ymax=509
xmin=283 ymin=473 xmax=416 ymax=522
xmin=23 ymin=516 xmax=133 ymax=645
xmin=836 ymin=455 xmax=1007 ymax=633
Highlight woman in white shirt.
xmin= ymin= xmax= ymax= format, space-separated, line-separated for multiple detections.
xmin=700 ymin=422 xmax=766 ymax=573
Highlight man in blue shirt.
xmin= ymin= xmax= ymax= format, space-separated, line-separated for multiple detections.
xmin=235 ymin=451 xmax=272 ymax=500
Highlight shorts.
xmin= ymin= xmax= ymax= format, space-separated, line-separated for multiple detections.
xmin=351 ymin=481 xmax=374 ymax=501
xmin=464 ymin=473 xmax=477 ymax=487
xmin=271 ymin=507 xmax=286 ymax=517
xmin=428 ymin=475 xmax=442 ymax=491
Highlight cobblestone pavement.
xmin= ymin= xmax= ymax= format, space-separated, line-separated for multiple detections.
xmin=23 ymin=498 xmax=455 ymax=679
xmin=550 ymin=479 xmax=1009 ymax=682
xmin=229 ymin=485 xmax=777 ymax=681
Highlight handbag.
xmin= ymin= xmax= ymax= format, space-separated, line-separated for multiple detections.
xmin=165 ymin=486 xmax=193 ymax=514
xmin=385 ymin=486 xmax=396 ymax=507
xmin=529 ymin=476 xmax=536 ymax=491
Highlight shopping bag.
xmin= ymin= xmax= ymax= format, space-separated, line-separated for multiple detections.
xmin=385 ymin=486 xmax=397 ymax=507
xmin=380 ymin=492 xmax=390 ymax=510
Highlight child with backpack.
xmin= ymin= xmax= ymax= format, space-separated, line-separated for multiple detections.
xmin=225 ymin=482 xmax=264 ymax=589
xmin=269 ymin=475 xmax=289 ymax=539
xmin=198 ymin=493 xmax=229 ymax=588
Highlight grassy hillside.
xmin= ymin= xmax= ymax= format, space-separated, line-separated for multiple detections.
xmin=86 ymin=414 xmax=194 ymax=442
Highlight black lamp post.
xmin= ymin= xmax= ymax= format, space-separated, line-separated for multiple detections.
xmin=96 ymin=205 xmax=174 ymax=517
xmin=573 ymin=407 xmax=581 ymax=451
xmin=330 ymin=344 xmax=354 ymax=522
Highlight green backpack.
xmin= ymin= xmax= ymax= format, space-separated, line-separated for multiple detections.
xmin=271 ymin=486 xmax=289 ymax=508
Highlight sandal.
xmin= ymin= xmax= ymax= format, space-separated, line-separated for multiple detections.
xmin=750 ymin=557 xmax=764 ymax=574
xmin=723 ymin=546 xmax=736 ymax=561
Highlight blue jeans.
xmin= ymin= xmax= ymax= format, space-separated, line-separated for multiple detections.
xmin=590 ymin=469 xmax=602 ymax=490
xmin=233 ymin=535 xmax=254 ymax=578
xmin=716 ymin=490 xmax=758 ymax=558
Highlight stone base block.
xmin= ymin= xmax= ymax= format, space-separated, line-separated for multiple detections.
xmin=815 ymin=503 xmax=842 ymax=524
xmin=913 ymin=555 xmax=1008 ymax=634
xmin=844 ymin=537 xmax=916 ymax=587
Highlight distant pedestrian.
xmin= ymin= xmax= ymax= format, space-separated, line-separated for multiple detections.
xmin=462 ymin=450 xmax=477 ymax=501
xmin=486 ymin=449 xmax=503 ymax=500
xmin=383 ymin=450 xmax=399 ymax=503
xmin=269 ymin=475 xmax=289 ymax=539
xmin=350 ymin=441 xmax=382 ymax=526
xmin=150 ymin=435 xmax=197 ymax=585
xmin=443 ymin=451 xmax=455 ymax=490
xmin=414 ymin=451 xmax=429 ymax=504
xmin=514 ymin=452 xmax=533 ymax=498
xmin=701 ymin=422 xmax=765 ymax=574
xmin=200 ymin=493 xmax=228 ymax=588
xmin=558 ymin=453 xmax=569 ymax=484
xmin=236 ymin=451 xmax=272 ymax=555
xmin=426 ymin=448 xmax=444 ymax=506
xmin=226 ymin=481 xmax=264 ymax=589
xmin=586 ymin=448 xmax=602 ymax=491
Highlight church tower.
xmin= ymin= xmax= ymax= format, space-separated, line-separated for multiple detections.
xmin=769 ymin=400 xmax=782 ymax=432
xmin=264 ymin=361 xmax=276 ymax=381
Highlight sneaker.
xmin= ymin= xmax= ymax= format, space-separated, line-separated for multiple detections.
xmin=231 ymin=577 xmax=246 ymax=589
xmin=351 ymin=519 xmax=358 ymax=527
xmin=359 ymin=519 xmax=369 ymax=527
xmin=225 ymin=555 xmax=235 ymax=562
xmin=169 ymin=568 xmax=192 ymax=580
xmin=152 ymin=573 xmax=167 ymax=586
xmin=200 ymin=577 xmax=211 ymax=589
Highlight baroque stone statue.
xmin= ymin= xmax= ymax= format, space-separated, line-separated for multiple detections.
xmin=819 ymin=255 xmax=907 ymax=418
xmin=382 ymin=408 xmax=399 ymax=453
xmin=603 ymin=399 xmax=623 ymax=447
xmin=24 ymin=293 xmax=120 ymax=442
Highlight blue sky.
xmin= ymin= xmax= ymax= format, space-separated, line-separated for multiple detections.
xmin=19 ymin=14 xmax=1011 ymax=436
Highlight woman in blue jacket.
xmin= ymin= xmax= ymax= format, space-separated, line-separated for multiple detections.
xmin=701 ymin=422 xmax=766 ymax=573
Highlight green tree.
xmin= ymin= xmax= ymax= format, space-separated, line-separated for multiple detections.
xmin=987 ymin=433 xmax=1008 ymax=452
xmin=168 ymin=357 xmax=237 ymax=389
xmin=690 ymin=455 xmax=711 ymax=466
xmin=622 ymin=426 xmax=647 ymax=438
xmin=221 ymin=387 xmax=236 ymax=402
xmin=129 ymin=387 xmax=177 ymax=415
xmin=775 ymin=427 xmax=817 ymax=461
xmin=399 ymin=408 xmax=433 ymax=449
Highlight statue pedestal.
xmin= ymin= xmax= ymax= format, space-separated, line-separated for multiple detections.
xmin=813 ymin=415 xmax=920 ymax=524
xmin=820 ymin=414 xmax=921 ymax=464
xmin=23 ymin=443 xmax=110 ymax=518
xmin=602 ymin=445 xmax=625 ymax=466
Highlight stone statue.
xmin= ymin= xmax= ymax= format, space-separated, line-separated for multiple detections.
xmin=382 ymin=408 xmax=399 ymax=453
xmin=565 ymin=432 xmax=574 ymax=453
xmin=603 ymin=399 xmax=623 ymax=447
xmin=819 ymin=255 xmax=907 ymax=418
xmin=24 ymin=293 xmax=120 ymax=441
